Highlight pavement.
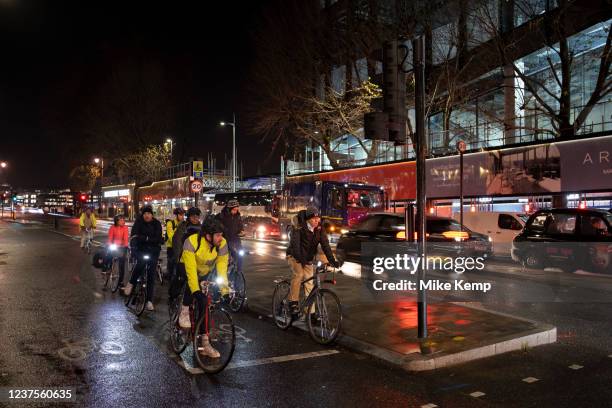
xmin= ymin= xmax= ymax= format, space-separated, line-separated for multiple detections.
xmin=2 ymin=214 xmax=612 ymax=407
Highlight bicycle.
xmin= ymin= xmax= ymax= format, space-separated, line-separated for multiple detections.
xmin=168 ymin=279 xmax=235 ymax=374
xmin=156 ymin=258 xmax=164 ymax=286
xmin=272 ymin=261 xmax=342 ymax=345
xmin=227 ymin=250 xmax=246 ymax=312
xmin=82 ymin=227 xmax=93 ymax=254
xmin=124 ymin=253 xmax=153 ymax=316
xmin=102 ymin=244 xmax=121 ymax=292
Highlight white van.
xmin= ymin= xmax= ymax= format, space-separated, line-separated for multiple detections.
xmin=453 ymin=212 xmax=527 ymax=256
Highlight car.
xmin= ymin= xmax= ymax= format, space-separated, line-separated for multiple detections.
xmin=336 ymin=213 xmax=492 ymax=265
xmin=511 ymin=208 xmax=612 ymax=273
xmin=454 ymin=211 xmax=527 ymax=256
xmin=244 ymin=217 xmax=280 ymax=240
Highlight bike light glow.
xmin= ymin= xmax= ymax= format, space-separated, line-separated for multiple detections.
xmin=109 ymin=244 xmax=118 ymax=251
xmin=281 ymin=233 xmax=288 ymax=240
xmin=143 ymin=255 xmax=150 ymax=260
xmin=216 ymin=277 xmax=224 ymax=285
xmin=238 ymin=249 xmax=245 ymax=256
xmin=317 ymin=261 xmax=322 ymax=267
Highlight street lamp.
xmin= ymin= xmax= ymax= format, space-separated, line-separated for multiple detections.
xmin=93 ymin=157 xmax=104 ymax=213
xmin=220 ymin=113 xmax=237 ymax=193
xmin=165 ymin=138 xmax=173 ymax=163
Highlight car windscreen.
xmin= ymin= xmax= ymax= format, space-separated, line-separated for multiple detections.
xmin=427 ymin=219 xmax=470 ymax=233
xmin=347 ymin=189 xmax=383 ymax=209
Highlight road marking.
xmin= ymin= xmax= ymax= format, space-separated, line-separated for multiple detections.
xmin=522 ymin=377 xmax=539 ymax=383
xmin=226 ymin=349 xmax=340 ymax=369
xmin=568 ymin=364 xmax=583 ymax=370
xmin=421 ymin=404 xmax=438 ymax=408
xmin=469 ymin=391 xmax=485 ymax=398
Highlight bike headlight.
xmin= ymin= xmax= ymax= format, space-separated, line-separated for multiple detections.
xmin=238 ymin=249 xmax=245 ymax=257
xmin=317 ymin=261 xmax=322 ymax=267
xmin=216 ymin=277 xmax=224 ymax=285
xmin=109 ymin=244 xmax=118 ymax=251
xmin=143 ymin=255 xmax=150 ymax=260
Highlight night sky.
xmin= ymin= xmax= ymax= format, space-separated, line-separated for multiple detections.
xmin=0 ymin=0 xmax=273 ymax=189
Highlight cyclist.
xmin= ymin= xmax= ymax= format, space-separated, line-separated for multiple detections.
xmin=216 ymin=199 xmax=244 ymax=274
xmin=286 ymin=207 xmax=339 ymax=318
xmin=124 ymin=206 xmax=163 ymax=311
xmin=168 ymin=207 xmax=202 ymax=300
xmin=105 ymin=214 xmax=129 ymax=286
xmin=79 ymin=207 xmax=97 ymax=249
xmin=179 ymin=217 xmax=229 ymax=358
xmin=165 ymin=207 xmax=185 ymax=281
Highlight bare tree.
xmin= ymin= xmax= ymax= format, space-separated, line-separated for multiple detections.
xmin=111 ymin=144 xmax=170 ymax=184
xmin=475 ymin=0 xmax=612 ymax=139
xmin=69 ymin=164 xmax=100 ymax=192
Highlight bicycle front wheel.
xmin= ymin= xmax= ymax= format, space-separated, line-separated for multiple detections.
xmin=272 ymin=280 xmax=292 ymax=329
xmin=307 ymin=289 xmax=342 ymax=345
xmin=133 ymin=274 xmax=147 ymax=316
xmin=110 ymin=259 xmax=121 ymax=293
xmin=193 ymin=306 xmax=235 ymax=374
xmin=157 ymin=264 xmax=163 ymax=285
xmin=229 ymin=270 xmax=246 ymax=313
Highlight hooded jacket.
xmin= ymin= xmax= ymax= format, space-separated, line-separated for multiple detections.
xmin=216 ymin=206 xmax=244 ymax=244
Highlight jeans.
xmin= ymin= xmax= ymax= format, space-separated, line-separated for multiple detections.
xmin=129 ymin=251 xmax=160 ymax=302
xmin=80 ymin=229 xmax=93 ymax=247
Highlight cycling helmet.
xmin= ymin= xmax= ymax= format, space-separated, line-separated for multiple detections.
xmin=201 ymin=216 xmax=224 ymax=235
xmin=173 ymin=207 xmax=185 ymax=215
xmin=141 ymin=205 xmax=154 ymax=215
xmin=186 ymin=207 xmax=202 ymax=217
xmin=226 ymin=199 xmax=239 ymax=208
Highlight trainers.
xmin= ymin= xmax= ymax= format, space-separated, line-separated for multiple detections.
xmin=198 ymin=335 xmax=220 ymax=358
xmin=123 ymin=283 xmax=133 ymax=296
xmin=178 ymin=306 xmax=191 ymax=329
xmin=146 ymin=301 xmax=155 ymax=311
xmin=288 ymin=301 xmax=299 ymax=318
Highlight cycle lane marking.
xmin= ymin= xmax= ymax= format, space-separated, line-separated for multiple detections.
xmin=225 ymin=349 xmax=340 ymax=369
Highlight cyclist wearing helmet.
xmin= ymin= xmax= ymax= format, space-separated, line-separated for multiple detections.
xmin=104 ymin=215 xmax=129 ymax=284
xmin=216 ymin=199 xmax=244 ymax=274
xmin=165 ymin=207 xmax=185 ymax=280
xmin=179 ymin=216 xmax=229 ymax=358
xmin=286 ymin=207 xmax=339 ymax=317
xmin=168 ymin=207 xmax=202 ymax=300
xmin=124 ymin=206 xmax=163 ymax=311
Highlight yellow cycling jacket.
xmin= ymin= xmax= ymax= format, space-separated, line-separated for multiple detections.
xmin=166 ymin=219 xmax=178 ymax=247
xmin=180 ymin=233 xmax=229 ymax=294
xmin=79 ymin=213 xmax=97 ymax=228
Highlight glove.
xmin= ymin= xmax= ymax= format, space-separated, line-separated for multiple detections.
xmin=330 ymin=260 xmax=341 ymax=268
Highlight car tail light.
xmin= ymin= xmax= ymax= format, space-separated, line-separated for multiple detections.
xmin=442 ymin=231 xmax=470 ymax=241
xmin=396 ymin=231 xmax=429 ymax=240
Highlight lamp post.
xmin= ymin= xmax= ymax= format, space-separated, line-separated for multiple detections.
xmin=94 ymin=157 xmax=104 ymax=214
xmin=165 ymin=138 xmax=173 ymax=164
xmin=220 ymin=113 xmax=237 ymax=193
xmin=0 ymin=162 xmax=7 ymax=218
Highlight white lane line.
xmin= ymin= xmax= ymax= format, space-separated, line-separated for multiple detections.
xmin=469 ymin=391 xmax=485 ymax=398
xmin=226 ymin=349 xmax=340 ymax=369
xmin=568 ymin=364 xmax=583 ymax=370
xmin=421 ymin=404 xmax=438 ymax=408
xmin=522 ymin=377 xmax=539 ymax=383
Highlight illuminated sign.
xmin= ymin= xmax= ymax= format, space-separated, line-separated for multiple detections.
xmin=104 ymin=189 xmax=130 ymax=198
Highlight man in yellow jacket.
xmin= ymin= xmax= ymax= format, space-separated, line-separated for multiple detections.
xmin=165 ymin=207 xmax=184 ymax=280
xmin=179 ymin=217 xmax=229 ymax=358
xmin=79 ymin=207 xmax=97 ymax=249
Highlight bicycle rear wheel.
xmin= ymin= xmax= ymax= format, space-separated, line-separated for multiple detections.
xmin=272 ymin=280 xmax=292 ymax=329
xmin=228 ymin=270 xmax=246 ymax=312
xmin=110 ymin=258 xmax=121 ymax=293
xmin=306 ymin=288 xmax=342 ymax=345
xmin=193 ymin=305 xmax=235 ymax=374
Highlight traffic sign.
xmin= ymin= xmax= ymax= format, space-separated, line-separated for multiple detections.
xmin=193 ymin=161 xmax=204 ymax=179
xmin=456 ymin=140 xmax=467 ymax=153
xmin=190 ymin=180 xmax=203 ymax=193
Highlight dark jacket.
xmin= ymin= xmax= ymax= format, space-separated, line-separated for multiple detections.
xmin=130 ymin=216 xmax=163 ymax=254
xmin=172 ymin=220 xmax=201 ymax=261
xmin=287 ymin=222 xmax=336 ymax=267
xmin=216 ymin=207 xmax=244 ymax=244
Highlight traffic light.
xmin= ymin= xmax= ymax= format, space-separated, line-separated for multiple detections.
xmin=80 ymin=194 xmax=88 ymax=202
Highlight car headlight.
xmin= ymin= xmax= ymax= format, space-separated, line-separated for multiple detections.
xmin=257 ymin=225 xmax=267 ymax=233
